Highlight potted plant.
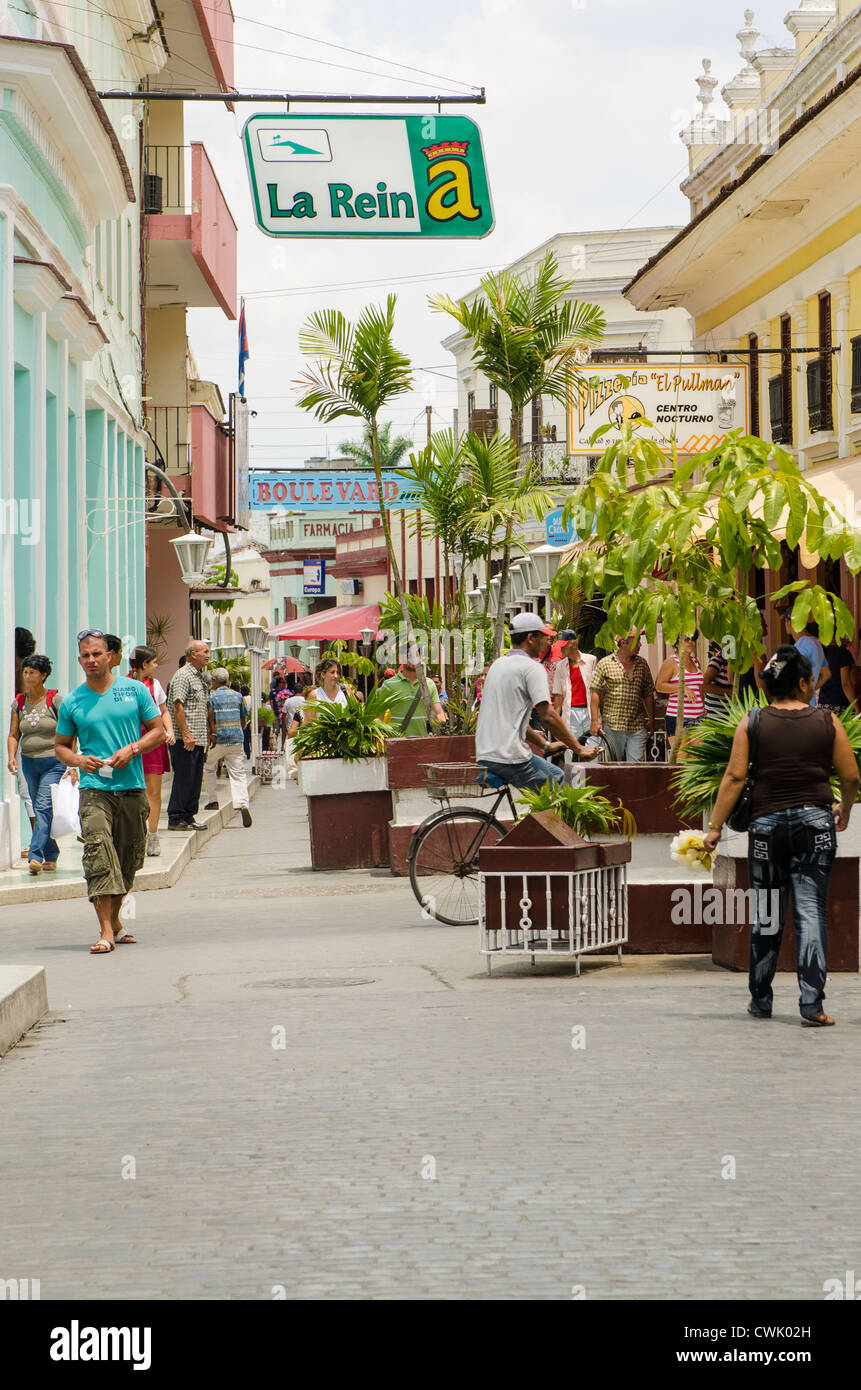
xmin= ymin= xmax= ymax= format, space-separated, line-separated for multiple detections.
xmin=516 ymin=781 xmax=637 ymax=839
xmin=293 ymin=690 xmax=393 ymax=869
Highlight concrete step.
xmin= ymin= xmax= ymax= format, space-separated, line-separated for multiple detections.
xmin=0 ymin=774 xmax=260 ymax=909
xmin=0 ymin=965 xmax=48 ymax=1056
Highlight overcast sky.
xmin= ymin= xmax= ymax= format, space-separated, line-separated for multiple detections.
xmin=185 ymin=0 xmax=802 ymax=470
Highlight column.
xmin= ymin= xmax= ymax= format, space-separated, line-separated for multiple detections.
xmin=0 ymin=204 xmax=17 ymax=866
xmin=828 ymin=278 xmax=851 ymax=460
xmin=789 ymin=300 xmax=808 ymax=464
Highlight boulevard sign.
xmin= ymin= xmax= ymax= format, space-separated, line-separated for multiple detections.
xmin=568 ymin=364 xmax=749 ymax=455
xmin=251 ymin=471 xmax=421 ymax=511
xmin=243 ymin=114 xmax=493 ymax=239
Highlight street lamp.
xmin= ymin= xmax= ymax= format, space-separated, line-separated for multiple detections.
xmin=528 ymin=544 xmax=567 ymax=623
xmin=487 ymin=576 xmax=501 ymax=621
xmin=240 ymin=622 xmax=269 ymax=764
xmin=466 ymin=586 xmax=484 ymax=616
xmin=169 ymin=532 xmax=212 ymax=586
xmin=307 ymin=642 xmax=320 ymax=674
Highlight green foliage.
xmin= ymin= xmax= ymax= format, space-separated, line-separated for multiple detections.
xmin=516 ymin=782 xmax=637 ymax=839
xmin=297 ymin=295 xmax=413 ymax=426
xmin=257 ymin=704 xmax=276 ymax=727
xmin=378 ymin=591 xmax=445 ymax=635
xmin=292 ymin=688 xmax=392 ymax=761
xmin=339 ymin=420 xmax=413 ymax=469
xmin=436 ymin=685 xmax=479 ymax=736
xmin=210 ymin=649 xmax=250 ymax=685
xmin=324 ymin=639 xmax=376 ymax=678
xmin=671 ymin=697 xmax=861 ymax=816
xmin=430 ymin=252 xmax=606 ymax=422
xmin=202 ymin=565 xmax=239 ymax=614
xmin=557 ymin=430 xmax=861 ymax=672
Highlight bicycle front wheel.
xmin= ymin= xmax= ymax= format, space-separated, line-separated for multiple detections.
xmin=409 ymin=808 xmax=507 ymax=926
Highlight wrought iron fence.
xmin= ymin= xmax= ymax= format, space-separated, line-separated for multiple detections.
xmin=144 ymin=406 xmax=191 ymax=474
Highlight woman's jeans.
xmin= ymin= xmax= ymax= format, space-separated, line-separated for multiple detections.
xmin=20 ymin=755 xmax=65 ymax=864
xmin=747 ymin=806 xmax=837 ymax=1018
xmin=664 ymin=715 xmax=701 ymax=737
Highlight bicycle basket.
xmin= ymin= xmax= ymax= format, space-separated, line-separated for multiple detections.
xmin=421 ymin=763 xmax=493 ymax=799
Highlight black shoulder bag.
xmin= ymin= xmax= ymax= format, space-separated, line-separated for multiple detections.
xmin=727 ymin=706 xmax=761 ymax=833
xmin=399 ymin=686 xmax=426 ymax=735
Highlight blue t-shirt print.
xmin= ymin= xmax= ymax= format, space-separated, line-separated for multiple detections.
xmin=56 ymin=677 xmax=160 ymax=791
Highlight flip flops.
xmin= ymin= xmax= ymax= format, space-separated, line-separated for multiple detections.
xmin=89 ymin=940 xmax=115 ymax=954
xmin=115 ymin=934 xmax=136 ymax=945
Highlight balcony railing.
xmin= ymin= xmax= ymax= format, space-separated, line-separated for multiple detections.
xmin=145 ymin=402 xmax=238 ymax=530
xmin=520 ymin=442 xmax=592 ymax=485
xmin=768 ymin=375 xmax=793 ymax=445
xmin=468 ymin=407 xmax=498 ymax=440
xmin=143 ymin=142 xmax=237 ymax=318
xmin=806 ymin=357 xmax=833 ymax=434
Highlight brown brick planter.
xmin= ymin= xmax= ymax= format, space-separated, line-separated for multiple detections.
xmin=305 ymin=791 xmax=394 ymax=870
xmin=386 ymin=734 xmax=476 ymax=789
xmin=584 ymin=763 xmax=698 ymax=834
xmin=712 ymin=854 xmax=859 ymax=972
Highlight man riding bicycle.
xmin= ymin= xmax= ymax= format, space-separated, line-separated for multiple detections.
xmin=476 ymin=613 xmax=599 ymax=790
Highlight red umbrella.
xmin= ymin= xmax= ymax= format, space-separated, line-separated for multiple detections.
xmin=263 ymin=656 xmax=309 ymax=674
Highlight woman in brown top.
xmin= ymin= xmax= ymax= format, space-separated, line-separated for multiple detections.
xmin=703 ymin=644 xmax=859 ymax=1026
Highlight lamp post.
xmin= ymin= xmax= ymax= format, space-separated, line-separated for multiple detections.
xmin=528 ymin=544 xmax=566 ymax=624
xmin=360 ymin=626 xmax=375 ymax=699
xmin=239 ymin=622 xmax=269 ymax=764
xmin=307 ymin=642 xmax=320 ymax=679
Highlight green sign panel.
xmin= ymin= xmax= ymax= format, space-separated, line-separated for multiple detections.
xmin=242 ymin=114 xmax=493 ymax=239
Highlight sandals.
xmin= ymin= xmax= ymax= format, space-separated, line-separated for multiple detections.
xmin=801 ymin=1013 xmax=835 ymax=1027
xmin=747 ymin=1003 xmax=771 ymax=1019
xmin=90 ymin=940 xmax=115 ymax=954
xmin=115 ymin=933 xmax=136 ymax=945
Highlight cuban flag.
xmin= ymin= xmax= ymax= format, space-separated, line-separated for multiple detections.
xmin=238 ymin=298 xmax=249 ymax=398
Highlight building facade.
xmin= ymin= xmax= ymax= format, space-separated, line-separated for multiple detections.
xmin=626 ymin=1 xmax=861 ymax=643
xmin=0 ymin=3 xmax=164 ymax=867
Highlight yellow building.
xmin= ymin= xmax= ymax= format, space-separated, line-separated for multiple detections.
xmin=626 ymin=1 xmax=861 ymax=642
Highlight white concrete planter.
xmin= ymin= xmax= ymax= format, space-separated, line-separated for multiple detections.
xmin=297 ymin=757 xmax=389 ymax=798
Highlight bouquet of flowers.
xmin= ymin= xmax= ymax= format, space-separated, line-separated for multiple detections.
xmin=670 ymin=830 xmax=716 ymax=873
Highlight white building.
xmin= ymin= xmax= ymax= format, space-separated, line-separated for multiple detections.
xmin=442 ymin=228 xmax=693 ymax=545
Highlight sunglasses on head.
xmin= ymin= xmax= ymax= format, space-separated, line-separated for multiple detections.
xmin=77 ymin=629 xmax=105 ymax=642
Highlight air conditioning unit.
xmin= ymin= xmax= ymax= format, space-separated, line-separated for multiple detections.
xmin=340 ymin=579 xmax=361 ymax=596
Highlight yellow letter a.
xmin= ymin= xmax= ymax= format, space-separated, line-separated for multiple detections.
xmin=425 ymin=159 xmax=480 ymax=222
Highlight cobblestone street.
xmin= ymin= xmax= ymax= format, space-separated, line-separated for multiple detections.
xmin=1 ymin=782 xmax=859 ymax=1301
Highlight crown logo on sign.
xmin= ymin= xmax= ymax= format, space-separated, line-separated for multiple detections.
xmin=421 ymin=140 xmax=469 ymax=159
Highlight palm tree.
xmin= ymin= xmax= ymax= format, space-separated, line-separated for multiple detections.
xmin=461 ymin=432 xmax=556 ymax=624
xmin=339 ymin=420 xmax=414 ymax=470
xmin=296 ymin=295 xmax=436 ymax=724
xmin=398 ymin=430 xmax=477 ymax=627
xmin=431 ymin=252 xmax=605 ymax=655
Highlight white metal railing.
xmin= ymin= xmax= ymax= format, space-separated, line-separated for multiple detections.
xmin=479 ymin=864 xmax=628 ymax=975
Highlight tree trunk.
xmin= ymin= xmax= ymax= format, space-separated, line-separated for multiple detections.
xmin=492 ymin=406 xmax=524 ymax=658
xmin=669 ymin=656 xmax=686 ymax=765
xmin=371 ymin=420 xmax=436 ymax=727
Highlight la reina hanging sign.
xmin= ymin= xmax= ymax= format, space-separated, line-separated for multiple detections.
xmin=243 ymin=114 xmax=493 ymax=238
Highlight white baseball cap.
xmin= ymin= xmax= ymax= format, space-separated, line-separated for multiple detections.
xmin=510 ymin=612 xmax=556 ymax=637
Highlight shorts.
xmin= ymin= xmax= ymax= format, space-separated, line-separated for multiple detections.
xmin=142 ymin=742 xmax=170 ymax=774
xmin=78 ymin=789 xmax=149 ymax=900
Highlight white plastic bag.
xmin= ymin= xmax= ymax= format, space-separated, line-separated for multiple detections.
xmin=50 ymin=776 xmax=81 ymax=839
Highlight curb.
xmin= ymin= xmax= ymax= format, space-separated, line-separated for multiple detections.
xmin=0 ymin=966 xmax=48 ymax=1056
xmin=0 ymin=775 xmax=261 ymax=909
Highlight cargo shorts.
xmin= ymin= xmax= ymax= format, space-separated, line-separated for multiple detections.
xmin=78 ymin=789 xmax=149 ymax=900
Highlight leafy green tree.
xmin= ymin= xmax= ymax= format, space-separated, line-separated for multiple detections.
xmin=555 ymin=428 xmax=861 ymax=762
xmin=297 ymin=295 xmax=435 ymax=723
xmin=339 ymin=420 xmax=414 ymax=469
xmin=431 ymin=252 xmax=605 ymax=655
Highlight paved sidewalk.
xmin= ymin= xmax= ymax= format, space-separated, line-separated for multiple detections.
xmin=0 ymin=781 xmax=859 ymax=1300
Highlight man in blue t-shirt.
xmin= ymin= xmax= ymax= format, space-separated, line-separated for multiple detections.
xmin=202 ymin=668 xmax=252 ymax=826
xmin=55 ymin=630 xmax=163 ymax=954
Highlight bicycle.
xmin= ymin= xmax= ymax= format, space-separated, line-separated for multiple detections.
xmin=407 ymin=763 xmax=518 ymax=926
